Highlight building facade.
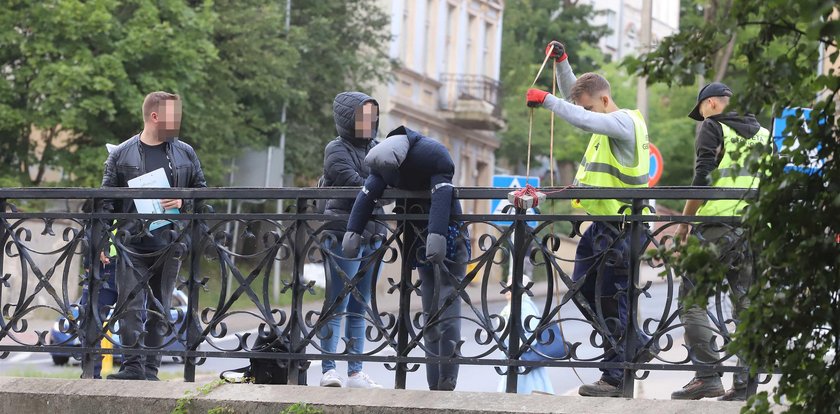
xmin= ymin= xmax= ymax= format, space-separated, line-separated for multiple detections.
xmin=582 ymin=0 xmax=680 ymax=61
xmin=373 ymin=0 xmax=505 ymax=217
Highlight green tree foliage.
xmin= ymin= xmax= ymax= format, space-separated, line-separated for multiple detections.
xmin=0 ymin=0 xmax=391 ymax=187
xmin=497 ymin=0 xmax=609 ymax=183
xmin=629 ymin=1 xmax=840 ymax=412
xmin=282 ymin=0 xmax=393 ymax=185
xmin=0 ymin=0 xmax=217 ymax=187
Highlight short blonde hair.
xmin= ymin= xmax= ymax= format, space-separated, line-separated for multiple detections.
xmin=570 ymin=73 xmax=611 ymax=103
xmin=142 ymin=91 xmax=180 ymax=120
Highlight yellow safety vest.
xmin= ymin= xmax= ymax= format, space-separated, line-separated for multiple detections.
xmin=572 ymin=109 xmax=650 ymax=216
xmin=696 ymin=123 xmax=769 ymax=217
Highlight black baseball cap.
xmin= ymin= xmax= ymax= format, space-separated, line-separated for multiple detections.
xmin=688 ymin=82 xmax=733 ymax=121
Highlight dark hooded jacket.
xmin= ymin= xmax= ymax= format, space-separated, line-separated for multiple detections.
xmin=692 ymin=112 xmax=764 ymax=186
xmin=322 ymin=92 xmax=384 ymax=237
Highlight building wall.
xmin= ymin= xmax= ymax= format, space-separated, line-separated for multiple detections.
xmin=374 ymin=0 xmax=504 ymax=219
xmin=583 ymin=0 xmax=680 ymax=61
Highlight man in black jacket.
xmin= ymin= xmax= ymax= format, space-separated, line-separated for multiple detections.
xmin=101 ymin=91 xmax=207 ymax=380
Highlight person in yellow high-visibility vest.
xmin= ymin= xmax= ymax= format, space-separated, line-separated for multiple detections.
xmin=672 ymin=82 xmax=768 ymax=402
xmin=526 ymin=41 xmax=652 ymax=398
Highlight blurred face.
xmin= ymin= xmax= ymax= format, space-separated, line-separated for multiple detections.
xmin=354 ymin=102 xmax=378 ymax=139
xmin=574 ymin=92 xmax=610 ymax=114
xmin=152 ymin=99 xmax=182 ymax=139
xmin=699 ymin=96 xmax=729 ymax=119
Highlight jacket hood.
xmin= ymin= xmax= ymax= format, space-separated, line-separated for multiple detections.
xmin=709 ymin=112 xmax=763 ymax=139
xmin=333 ymin=91 xmax=379 ymax=144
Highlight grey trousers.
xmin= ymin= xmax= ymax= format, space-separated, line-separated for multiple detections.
xmin=678 ymin=224 xmax=752 ymax=388
xmin=417 ymin=238 xmax=469 ymax=391
xmin=115 ymin=249 xmax=181 ymax=376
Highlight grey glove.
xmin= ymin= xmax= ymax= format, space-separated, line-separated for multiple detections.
xmin=426 ymin=233 xmax=447 ymax=264
xmin=342 ymin=231 xmax=362 ymax=258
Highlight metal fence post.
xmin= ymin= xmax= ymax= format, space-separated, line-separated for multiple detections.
xmin=395 ymin=199 xmax=413 ymax=389
xmin=286 ymin=196 xmax=306 ymax=384
xmin=183 ymin=208 xmax=203 ymax=382
xmin=505 ymin=210 xmax=526 ymax=393
xmin=621 ymin=198 xmax=644 ymax=397
xmin=80 ymin=198 xmax=104 ymax=379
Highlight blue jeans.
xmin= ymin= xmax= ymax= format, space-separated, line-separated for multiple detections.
xmin=319 ymin=237 xmax=381 ymax=375
xmin=571 ymin=222 xmax=649 ymax=385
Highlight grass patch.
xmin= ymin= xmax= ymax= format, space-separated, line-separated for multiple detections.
xmin=281 ymin=403 xmax=323 ymax=414
xmin=181 ymin=257 xmax=325 ymax=312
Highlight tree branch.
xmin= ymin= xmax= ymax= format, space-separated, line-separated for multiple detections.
xmin=714 ymin=33 xmax=737 ymax=82
xmin=741 ymin=20 xmax=838 ymax=48
xmin=34 ymin=126 xmax=59 ymax=186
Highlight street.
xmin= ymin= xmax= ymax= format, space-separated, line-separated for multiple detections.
xmin=1 ymin=282 xmax=775 ymax=399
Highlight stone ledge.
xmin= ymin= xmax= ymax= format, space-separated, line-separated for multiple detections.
xmin=0 ymin=377 xmax=764 ymax=414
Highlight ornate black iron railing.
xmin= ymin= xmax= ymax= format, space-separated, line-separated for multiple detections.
xmin=0 ymin=187 xmax=767 ymax=397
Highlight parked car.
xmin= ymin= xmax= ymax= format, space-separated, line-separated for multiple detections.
xmin=48 ymin=289 xmax=189 ymax=365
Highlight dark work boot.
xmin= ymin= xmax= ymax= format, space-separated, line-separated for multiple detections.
xmin=671 ymin=376 xmax=725 ymax=400
xmin=578 ymin=379 xmax=622 ymax=397
xmin=106 ymin=365 xmax=145 ymax=381
xmin=718 ymin=387 xmax=748 ymax=401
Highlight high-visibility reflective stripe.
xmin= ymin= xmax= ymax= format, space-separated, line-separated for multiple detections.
xmin=583 ymin=162 xmax=650 ymax=186
xmin=697 ymin=123 xmax=769 ymax=217
xmin=432 ymin=182 xmax=453 ymax=193
xmin=716 ymin=167 xmax=754 ymax=178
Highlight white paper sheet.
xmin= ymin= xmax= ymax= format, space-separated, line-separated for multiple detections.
xmin=127 ymin=168 xmax=179 ymax=231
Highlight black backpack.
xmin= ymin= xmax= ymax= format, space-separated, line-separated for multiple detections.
xmin=221 ymin=331 xmax=309 ymax=385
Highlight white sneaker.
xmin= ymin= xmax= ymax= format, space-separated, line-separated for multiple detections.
xmin=320 ymin=369 xmax=344 ymax=387
xmin=347 ymin=371 xmax=383 ymax=389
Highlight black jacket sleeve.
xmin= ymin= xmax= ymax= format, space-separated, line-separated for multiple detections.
xmin=692 ymin=119 xmax=724 ymax=186
xmin=186 ymin=146 xmax=208 ymax=213
xmin=347 ymin=173 xmax=387 ymax=235
xmin=100 ymin=151 xmax=119 ymax=213
xmin=324 ymin=141 xmax=365 ymax=187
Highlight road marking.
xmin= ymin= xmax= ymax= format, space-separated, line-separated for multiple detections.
xmin=6 ymin=352 xmax=32 ymax=363
xmin=18 ymin=357 xmax=55 ymax=365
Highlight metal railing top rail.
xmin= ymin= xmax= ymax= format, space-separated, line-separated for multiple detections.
xmin=0 ymin=186 xmax=756 ymax=201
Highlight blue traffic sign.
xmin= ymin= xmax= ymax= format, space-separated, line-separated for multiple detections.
xmin=490 ymin=175 xmax=540 ymax=227
xmin=772 ymin=107 xmax=824 ymax=175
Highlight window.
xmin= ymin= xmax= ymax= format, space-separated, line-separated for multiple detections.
xmin=484 ymin=22 xmax=494 ymax=78
xmin=425 ymin=0 xmax=436 ymax=76
xmin=605 ymin=9 xmax=618 ymax=50
xmin=401 ymin=0 xmax=413 ymax=66
xmin=445 ymin=4 xmax=457 ymax=73
xmin=466 ymin=14 xmax=476 ymax=74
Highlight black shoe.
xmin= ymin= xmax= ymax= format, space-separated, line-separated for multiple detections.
xmin=578 ymin=379 xmax=622 ymax=397
xmin=145 ymin=372 xmax=160 ymax=381
xmin=671 ymin=376 xmax=725 ymax=400
xmin=106 ymin=369 xmax=145 ymax=380
xmin=718 ymin=387 xmax=747 ymax=401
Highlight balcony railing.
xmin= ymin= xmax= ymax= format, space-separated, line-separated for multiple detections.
xmin=0 ymin=187 xmax=769 ymax=397
xmin=439 ymin=74 xmax=504 ymax=130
